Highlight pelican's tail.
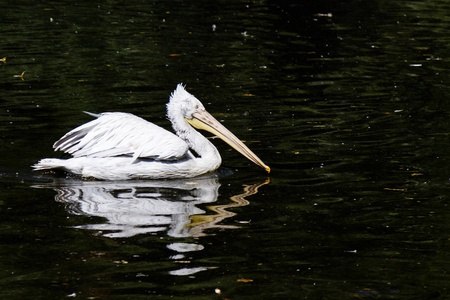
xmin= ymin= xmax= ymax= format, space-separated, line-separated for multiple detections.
xmin=32 ymin=158 xmax=66 ymax=171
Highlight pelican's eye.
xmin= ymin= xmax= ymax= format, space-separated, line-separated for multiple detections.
xmin=194 ymin=104 xmax=199 ymax=109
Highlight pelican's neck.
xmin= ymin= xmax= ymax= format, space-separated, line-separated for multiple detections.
xmin=167 ymin=107 xmax=221 ymax=167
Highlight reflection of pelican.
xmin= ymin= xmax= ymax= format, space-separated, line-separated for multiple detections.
xmin=33 ymin=84 xmax=270 ymax=180
xmin=32 ymin=177 xmax=269 ymax=238
xmin=35 ymin=177 xmax=221 ymax=238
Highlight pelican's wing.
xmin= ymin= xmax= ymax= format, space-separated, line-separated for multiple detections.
xmin=53 ymin=112 xmax=189 ymax=161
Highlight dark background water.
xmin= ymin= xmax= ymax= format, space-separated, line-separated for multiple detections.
xmin=2 ymin=0 xmax=450 ymax=299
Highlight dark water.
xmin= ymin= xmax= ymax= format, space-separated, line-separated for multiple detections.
xmin=2 ymin=0 xmax=450 ymax=298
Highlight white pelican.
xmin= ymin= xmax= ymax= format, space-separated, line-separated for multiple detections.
xmin=33 ymin=84 xmax=270 ymax=180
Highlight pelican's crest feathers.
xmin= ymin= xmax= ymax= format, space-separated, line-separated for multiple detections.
xmin=170 ymin=84 xmax=191 ymax=102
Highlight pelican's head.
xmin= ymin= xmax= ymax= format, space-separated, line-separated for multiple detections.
xmin=168 ymin=84 xmax=205 ymax=120
xmin=167 ymin=84 xmax=270 ymax=173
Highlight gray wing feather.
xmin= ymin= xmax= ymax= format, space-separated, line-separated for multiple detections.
xmin=54 ymin=112 xmax=189 ymax=161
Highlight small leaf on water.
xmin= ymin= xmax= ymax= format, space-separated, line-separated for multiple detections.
xmin=237 ymin=278 xmax=254 ymax=283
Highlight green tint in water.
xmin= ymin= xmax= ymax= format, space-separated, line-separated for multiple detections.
xmin=1 ymin=0 xmax=450 ymax=299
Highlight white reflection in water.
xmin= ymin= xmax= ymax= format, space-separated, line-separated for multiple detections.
xmin=34 ymin=176 xmax=269 ymax=276
xmin=169 ymin=267 xmax=212 ymax=276
xmin=33 ymin=176 xmax=269 ymax=239
xmin=167 ymin=242 xmax=205 ymax=252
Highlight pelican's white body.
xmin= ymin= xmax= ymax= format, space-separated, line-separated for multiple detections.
xmin=33 ymin=85 xmax=222 ymax=180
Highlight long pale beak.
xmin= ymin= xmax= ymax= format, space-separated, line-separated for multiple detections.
xmin=186 ymin=110 xmax=270 ymax=173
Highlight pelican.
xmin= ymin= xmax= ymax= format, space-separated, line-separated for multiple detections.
xmin=33 ymin=84 xmax=270 ymax=180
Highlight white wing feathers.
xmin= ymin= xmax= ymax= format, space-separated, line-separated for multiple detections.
xmin=53 ymin=112 xmax=189 ymax=161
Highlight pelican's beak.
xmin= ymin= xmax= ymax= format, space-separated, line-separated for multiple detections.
xmin=186 ymin=110 xmax=270 ymax=173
